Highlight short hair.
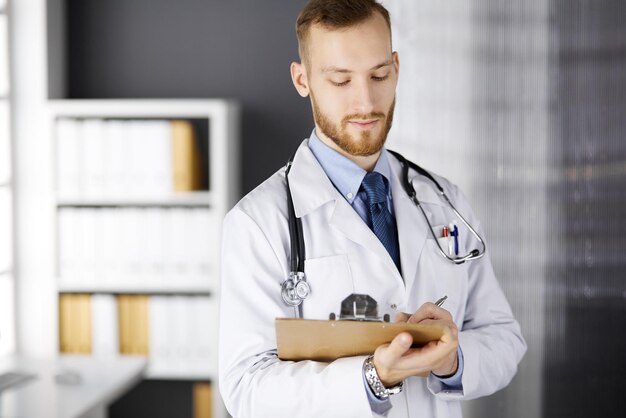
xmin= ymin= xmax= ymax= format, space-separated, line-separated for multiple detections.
xmin=296 ymin=0 xmax=392 ymax=66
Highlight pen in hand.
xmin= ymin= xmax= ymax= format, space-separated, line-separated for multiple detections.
xmin=399 ymin=296 xmax=447 ymax=324
xmin=434 ymin=295 xmax=447 ymax=307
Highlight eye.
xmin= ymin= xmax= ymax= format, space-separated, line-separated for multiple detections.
xmin=331 ymin=80 xmax=350 ymax=87
xmin=372 ymin=74 xmax=389 ymax=82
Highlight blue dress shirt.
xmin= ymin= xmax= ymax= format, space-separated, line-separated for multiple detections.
xmin=307 ymin=130 xmax=464 ymax=414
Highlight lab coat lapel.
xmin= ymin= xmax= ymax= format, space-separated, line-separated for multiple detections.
xmin=290 ymin=140 xmax=404 ymax=283
xmin=289 ymin=140 xmax=339 ymax=218
xmin=329 ymin=197 xmax=404 ymax=283
xmin=387 ymin=151 xmax=432 ymax=289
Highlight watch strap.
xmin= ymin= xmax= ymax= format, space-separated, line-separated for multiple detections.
xmin=363 ymin=355 xmax=403 ymax=400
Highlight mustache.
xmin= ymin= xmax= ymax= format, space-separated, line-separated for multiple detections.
xmin=341 ymin=112 xmax=386 ymax=123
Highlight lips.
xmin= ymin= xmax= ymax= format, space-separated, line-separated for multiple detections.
xmin=348 ymin=119 xmax=379 ymax=130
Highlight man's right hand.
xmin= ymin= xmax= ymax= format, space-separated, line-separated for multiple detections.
xmin=372 ymin=303 xmax=458 ymax=387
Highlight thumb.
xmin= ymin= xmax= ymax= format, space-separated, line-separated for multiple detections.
xmin=386 ymin=332 xmax=413 ymax=359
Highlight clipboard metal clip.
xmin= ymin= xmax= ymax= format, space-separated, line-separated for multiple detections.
xmin=328 ymin=294 xmax=391 ymax=323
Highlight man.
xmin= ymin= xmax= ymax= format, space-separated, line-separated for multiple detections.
xmin=218 ymin=0 xmax=526 ymax=416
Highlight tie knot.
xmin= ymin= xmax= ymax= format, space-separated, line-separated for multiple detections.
xmin=361 ymin=172 xmax=388 ymax=205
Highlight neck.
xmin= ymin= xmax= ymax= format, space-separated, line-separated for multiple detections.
xmin=314 ymin=127 xmax=381 ymax=172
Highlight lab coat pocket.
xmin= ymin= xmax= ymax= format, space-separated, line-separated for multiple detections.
xmin=428 ymin=223 xmax=465 ymax=259
xmin=421 ymin=236 xmax=468 ymax=322
xmin=302 ymin=254 xmax=355 ymax=320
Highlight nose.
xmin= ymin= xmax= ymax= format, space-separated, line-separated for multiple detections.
xmin=352 ymin=79 xmax=375 ymax=115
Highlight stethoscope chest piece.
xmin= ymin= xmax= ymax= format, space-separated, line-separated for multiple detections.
xmin=281 ymin=271 xmax=310 ymax=307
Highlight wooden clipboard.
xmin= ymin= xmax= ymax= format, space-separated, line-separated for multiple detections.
xmin=275 ymin=318 xmax=446 ymax=362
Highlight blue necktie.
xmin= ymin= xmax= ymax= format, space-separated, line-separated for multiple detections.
xmin=360 ymin=172 xmax=401 ymax=272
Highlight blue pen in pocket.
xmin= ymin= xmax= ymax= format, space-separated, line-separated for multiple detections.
xmin=449 ymin=222 xmax=459 ymax=256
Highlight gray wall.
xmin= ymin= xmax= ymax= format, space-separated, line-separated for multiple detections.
xmin=65 ymin=0 xmax=311 ymax=195
xmin=545 ymin=1 xmax=626 ymax=416
xmin=387 ymin=2 xmax=549 ymax=416
xmin=389 ymin=1 xmax=626 ymax=417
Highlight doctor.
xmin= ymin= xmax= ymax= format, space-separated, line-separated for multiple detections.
xmin=219 ymin=0 xmax=526 ymax=417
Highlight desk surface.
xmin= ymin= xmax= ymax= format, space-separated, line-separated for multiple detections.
xmin=0 ymin=355 xmax=146 ymax=418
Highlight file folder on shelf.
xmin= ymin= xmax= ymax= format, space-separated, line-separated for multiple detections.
xmin=275 ymin=318 xmax=446 ymax=362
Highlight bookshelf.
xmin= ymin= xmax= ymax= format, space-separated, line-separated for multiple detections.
xmin=48 ymin=99 xmax=239 ymax=418
xmin=56 ymin=191 xmax=214 ymax=207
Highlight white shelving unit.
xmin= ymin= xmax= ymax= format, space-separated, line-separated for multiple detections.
xmin=48 ymin=99 xmax=239 ymax=418
xmin=56 ymin=191 xmax=214 ymax=208
xmin=56 ymin=284 xmax=214 ymax=295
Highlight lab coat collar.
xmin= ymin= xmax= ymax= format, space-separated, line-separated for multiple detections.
xmin=289 ymin=140 xmax=404 ymax=283
xmin=289 ymin=141 xmax=440 ymax=285
xmin=307 ymin=129 xmax=393 ymax=205
xmin=289 ymin=139 xmax=340 ymax=218
xmin=387 ymin=150 xmax=433 ymax=288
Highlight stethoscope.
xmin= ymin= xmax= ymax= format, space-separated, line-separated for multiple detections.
xmin=282 ymin=149 xmax=487 ymax=317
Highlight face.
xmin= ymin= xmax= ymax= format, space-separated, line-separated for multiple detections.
xmin=292 ymin=12 xmax=399 ymax=158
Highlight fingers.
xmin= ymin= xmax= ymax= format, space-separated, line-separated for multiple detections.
xmin=382 ymin=330 xmax=455 ymax=366
xmin=374 ymin=330 xmax=459 ymax=384
xmin=408 ymin=302 xmax=453 ymax=324
xmin=376 ymin=302 xmax=459 ymax=382
xmin=418 ymin=318 xmax=458 ymax=343
xmin=397 ymin=304 xmax=458 ymax=344
xmin=395 ymin=302 xmax=453 ymax=324
xmin=386 ymin=339 xmax=454 ymax=375
xmin=394 ymin=312 xmax=411 ymax=323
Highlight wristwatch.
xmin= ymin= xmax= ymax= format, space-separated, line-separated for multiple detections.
xmin=363 ymin=355 xmax=403 ymax=400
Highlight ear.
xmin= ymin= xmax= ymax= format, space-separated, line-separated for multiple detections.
xmin=291 ymin=61 xmax=310 ymax=98
xmin=392 ymin=51 xmax=400 ymax=79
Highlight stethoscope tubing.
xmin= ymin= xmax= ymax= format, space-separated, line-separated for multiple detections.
xmin=415 ymin=192 xmax=486 ymax=264
xmin=282 ymin=149 xmax=487 ymax=315
xmin=387 ymin=149 xmax=486 ymax=264
xmin=285 ymin=160 xmax=306 ymax=318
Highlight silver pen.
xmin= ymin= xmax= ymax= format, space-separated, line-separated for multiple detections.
xmin=434 ymin=295 xmax=448 ymax=307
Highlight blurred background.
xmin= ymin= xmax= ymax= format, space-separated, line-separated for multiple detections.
xmin=1 ymin=0 xmax=625 ymax=417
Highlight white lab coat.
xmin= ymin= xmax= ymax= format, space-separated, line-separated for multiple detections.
xmin=219 ymin=139 xmax=526 ymax=418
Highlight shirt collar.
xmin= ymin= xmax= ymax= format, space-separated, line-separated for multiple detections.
xmin=307 ymin=128 xmax=392 ymax=204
